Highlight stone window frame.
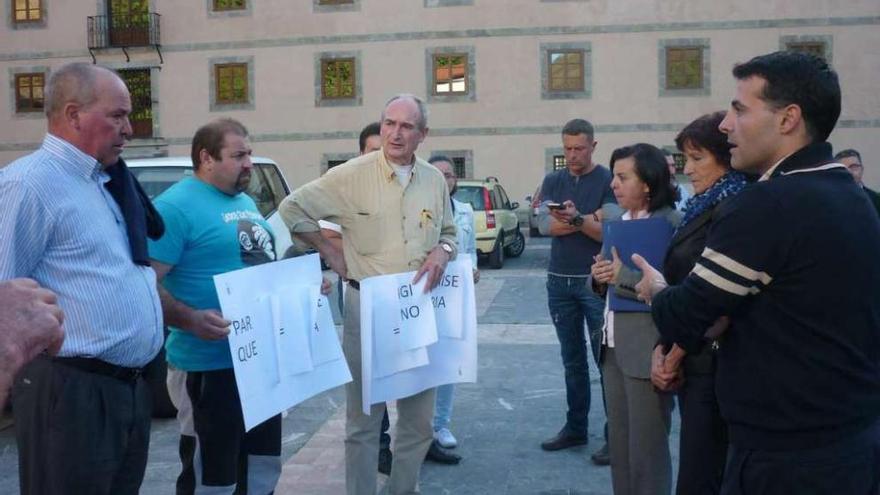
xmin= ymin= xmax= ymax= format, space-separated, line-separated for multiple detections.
xmin=314 ymin=50 xmax=362 ymax=108
xmin=424 ymin=0 xmax=473 ymax=7
xmin=540 ymin=41 xmax=592 ymax=100
xmin=658 ymin=38 xmax=711 ymax=97
xmin=13 ymin=72 xmax=44 ymax=114
xmin=209 ymin=55 xmax=255 ymax=111
xmin=425 ymin=45 xmax=476 ymax=104
xmin=429 ymin=149 xmax=473 ymax=179
xmin=779 ymin=34 xmax=833 ymax=64
xmin=7 ymin=0 xmax=47 ymax=29
xmin=8 ymin=66 xmax=48 ymax=119
xmin=313 ymin=0 xmax=360 ymax=13
xmin=207 ymin=0 xmax=252 ymax=18
xmin=321 ymin=152 xmax=357 ymax=174
xmin=321 ymin=58 xmax=357 ymax=100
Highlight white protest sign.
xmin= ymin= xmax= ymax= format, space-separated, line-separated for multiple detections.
xmin=431 ymin=270 xmax=466 ymax=339
xmin=214 ymin=254 xmax=352 ymax=431
xmin=264 ymin=289 xmax=313 ymax=377
xmin=368 ymin=278 xmax=431 ymax=378
xmin=360 ymin=258 xmax=478 ymax=414
xmin=311 ymin=293 xmax=342 ymax=366
xmin=224 ymin=299 xmax=280 ymax=390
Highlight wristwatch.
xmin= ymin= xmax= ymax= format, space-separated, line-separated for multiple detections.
xmin=439 ymin=242 xmax=454 ymax=256
xmin=569 ymin=214 xmax=584 ymax=227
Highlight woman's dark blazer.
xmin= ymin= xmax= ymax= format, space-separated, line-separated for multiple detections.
xmin=660 ymin=205 xmax=718 ymax=369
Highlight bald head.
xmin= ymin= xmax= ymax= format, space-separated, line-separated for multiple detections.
xmin=382 ymin=94 xmax=428 ymax=132
xmin=45 ymin=63 xmax=118 ymax=119
xmin=45 ymin=63 xmax=133 ymax=167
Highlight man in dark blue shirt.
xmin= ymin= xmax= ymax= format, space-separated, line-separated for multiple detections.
xmin=537 ymin=119 xmax=615 ymax=464
xmin=634 ymin=51 xmax=880 ymax=495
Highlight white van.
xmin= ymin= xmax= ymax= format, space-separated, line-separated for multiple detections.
xmin=127 ymin=155 xmax=294 ymax=258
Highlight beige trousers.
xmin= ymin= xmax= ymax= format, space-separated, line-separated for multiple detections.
xmin=343 ymin=287 xmax=435 ymax=495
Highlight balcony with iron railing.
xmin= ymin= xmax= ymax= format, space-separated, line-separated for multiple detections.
xmin=87 ymin=13 xmax=162 ymax=63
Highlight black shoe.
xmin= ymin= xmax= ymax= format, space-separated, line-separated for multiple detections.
xmin=540 ymin=430 xmax=588 ymax=451
xmin=425 ymin=440 xmax=461 ymax=465
xmin=590 ymin=442 xmax=610 ymax=466
xmin=378 ymin=447 xmax=392 ymax=475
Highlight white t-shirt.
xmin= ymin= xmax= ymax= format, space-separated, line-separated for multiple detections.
xmin=390 ymin=163 xmax=413 ymax=187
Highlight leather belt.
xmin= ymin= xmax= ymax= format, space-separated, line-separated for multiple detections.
xmin=54 ymin=356 xmax=144 ymax=384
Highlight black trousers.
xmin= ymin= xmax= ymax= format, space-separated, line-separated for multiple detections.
xmin=174 ymin=368 xmax=281 ymax=495
xmin=380 ymin=409 xmax=391 ymax=450
xmin=721 ymin=418 xmax=880 ymax=495
xmin=676 ymin=371 xmax=727 ymax=495
xmin=12 ymin=355 xmax=152 ymax=495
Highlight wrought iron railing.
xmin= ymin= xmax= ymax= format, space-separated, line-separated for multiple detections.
xmin=88 ymin=12 xmax=160 ymax=49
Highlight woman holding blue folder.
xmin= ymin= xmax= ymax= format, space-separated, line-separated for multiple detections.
xmin=590 ymin=143 xmax=680 ymax=495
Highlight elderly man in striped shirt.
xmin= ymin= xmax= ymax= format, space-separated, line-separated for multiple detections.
xmin=0 ymin=62 xmax=164 ymax=495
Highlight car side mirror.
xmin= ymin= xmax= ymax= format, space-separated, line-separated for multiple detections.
xmin=510 ymin=201 xmax=520 ymax=210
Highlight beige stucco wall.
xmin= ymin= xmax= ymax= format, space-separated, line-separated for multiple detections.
xmin=1 ymin=0 xmax=879 ymax=198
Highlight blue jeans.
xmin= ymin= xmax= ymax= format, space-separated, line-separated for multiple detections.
xmin=434 ymin=384 xmax=455 ymax=431
xmin=547 ymin=274 xmax=606 ymax=438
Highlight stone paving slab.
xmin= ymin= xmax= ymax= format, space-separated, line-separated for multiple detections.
xmin=270 ymin=340 xmax=680 ymax=494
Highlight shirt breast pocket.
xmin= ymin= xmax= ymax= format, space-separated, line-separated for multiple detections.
xmin=349 ymin=211 xmax=385 ymax=255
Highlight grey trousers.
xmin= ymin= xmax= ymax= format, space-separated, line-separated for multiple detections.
xmin=602 ymin=347 xmax=673 ymax=495
xmin=343 ymin=286 xmax=436 ymax=495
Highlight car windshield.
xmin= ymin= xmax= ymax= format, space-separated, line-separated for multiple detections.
xmin=131 ymin=163 xmax=289 ymax=218
xmin=130 ymin=166 xmax=193 ymax=199
xmin=453 ymin=185 xmax=486 ymax=211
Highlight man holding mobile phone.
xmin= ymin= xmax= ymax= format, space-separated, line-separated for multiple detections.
xmin=537 ymin=118 xmax=616 ymax=465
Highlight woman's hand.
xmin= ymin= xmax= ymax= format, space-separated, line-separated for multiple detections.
xmin=591 ymin=253 xmax=612 ymax=284
xmin=651 ymin=344 xmax=685 ymax=392
xmin=591 ymin=247 xmax=623 ymax=285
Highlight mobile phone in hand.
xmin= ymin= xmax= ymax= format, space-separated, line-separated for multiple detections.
xmin=547 ymin=202 xmax=565 ymax=210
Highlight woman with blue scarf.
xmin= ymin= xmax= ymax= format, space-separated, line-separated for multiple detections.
xmin=650 ymin=111 xmax=749 ymax=495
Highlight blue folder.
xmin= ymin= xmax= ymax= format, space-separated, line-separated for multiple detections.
xmin=602 ymin=217 xmax=674 ymax=312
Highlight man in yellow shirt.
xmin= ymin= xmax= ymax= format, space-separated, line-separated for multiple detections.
xmin=280 ymin=94 xmax=457 ymax=495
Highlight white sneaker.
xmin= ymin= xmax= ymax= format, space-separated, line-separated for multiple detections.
xmin=434 ymin=428 xmax=457 ymax=448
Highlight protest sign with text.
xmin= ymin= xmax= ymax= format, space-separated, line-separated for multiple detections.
xmin=359 ymin=258 xmax=478 ymax=414
xmin=214 ymin=254 xmax=352 ymax=430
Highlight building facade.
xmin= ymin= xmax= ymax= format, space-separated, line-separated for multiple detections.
xmin=2 ymin=0 xmax=879 ymax=200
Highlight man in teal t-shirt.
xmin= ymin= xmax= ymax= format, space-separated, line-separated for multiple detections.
xmin=149 ymin=118 xmax=281 ymax=495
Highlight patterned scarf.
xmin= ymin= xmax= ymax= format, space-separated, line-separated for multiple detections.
xmin=677 ymin=170 xmax=749 ymax=232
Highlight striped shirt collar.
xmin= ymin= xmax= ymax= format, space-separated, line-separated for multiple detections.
xmin=42 ymin=133 xmax=103 ymax=181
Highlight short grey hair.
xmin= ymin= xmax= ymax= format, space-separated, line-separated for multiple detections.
xmin=381 ymin=93 xmax=428 ymax=131
xmin=44 ymin=63 xmax=116 ymax=117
